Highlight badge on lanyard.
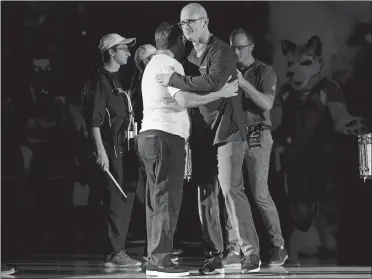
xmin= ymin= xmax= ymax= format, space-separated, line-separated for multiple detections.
xmin=247 ymin=126 xmax=262 ymax=150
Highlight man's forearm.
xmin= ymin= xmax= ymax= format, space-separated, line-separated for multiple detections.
xmin=239 ymin=78 xmax=274 ymax=112
xmin=169 ymin=73 xmax=223 ymax=94
xmin=176 ymin=90 xmax=222 ymax=108
xmin=91 ymin=127 xmax=106 ymax=154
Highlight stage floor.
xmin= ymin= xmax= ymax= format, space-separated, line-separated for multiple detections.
xmin=3 ymin=256 xmax=371 ymax=279
xmin=2 ymin=242 xmax=370 ymax=279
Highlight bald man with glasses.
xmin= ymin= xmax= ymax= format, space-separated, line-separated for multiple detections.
xmin=156 ymin=3 xmax=261 ymax=274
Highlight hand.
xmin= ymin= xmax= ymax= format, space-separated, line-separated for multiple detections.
xmin=237 ymin=68 xmax=254 ymax=89
xmin=217 ymin=79 xmax=239 ymax=98
xmin=155 ymin=68 xmax=175 ymax=86
xmin=96 ymin=151 xmax=109 ymax=171
xmin=236 ymin=68 xmax=244 ymax=82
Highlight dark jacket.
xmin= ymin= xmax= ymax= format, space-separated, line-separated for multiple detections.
xmin=87 ymin=68 xmax=129 ymax=157
xmin=169 ymin=35 xmax=246 ymax=145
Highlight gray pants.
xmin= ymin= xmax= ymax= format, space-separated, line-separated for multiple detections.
xmin=225 ymin=130 xmax=284 ymax=253
xmin=196 ymin=133 xmax=260 ymax=257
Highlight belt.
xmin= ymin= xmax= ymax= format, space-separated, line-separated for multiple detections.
xmin=245 ymin=124 xmax=271 ymax=133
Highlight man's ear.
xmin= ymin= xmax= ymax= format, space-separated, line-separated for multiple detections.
xmin=108 ymin=48 xmax=115 ymax=57
xmin=204 ymin=17 xmax=209 ymax=28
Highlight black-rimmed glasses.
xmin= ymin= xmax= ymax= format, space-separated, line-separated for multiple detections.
xmin=231 ymin=44 xmax=252 ymax=51
xmin=114 ymin=46 xmax=129 ymax=52
xmin=178 ymin=17 xmax=205 ymax=28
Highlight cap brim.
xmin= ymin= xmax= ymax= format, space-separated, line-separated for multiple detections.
xmin=118 ymin=38 xmax=136 ymax=47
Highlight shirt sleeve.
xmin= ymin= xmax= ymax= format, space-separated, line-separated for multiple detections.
xmin=88 ymin=74 xmax=109 ymax=128
xmin=261 ymin=65 xmax=278 ymax=97
xmin=167 ymin=61 xmax=186 ymax=97
xmin=168 ymin=46 xmax=236 ymax=93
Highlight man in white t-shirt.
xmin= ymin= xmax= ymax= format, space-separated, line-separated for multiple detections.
xmin=137 ymin=22 xmax=238 ymax=277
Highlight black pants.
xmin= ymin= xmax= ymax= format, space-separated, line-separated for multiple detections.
xmin=100 ymin=147 xmax=136 ymax=254
xmin=137 ymin=130 xmax=185 ymax=266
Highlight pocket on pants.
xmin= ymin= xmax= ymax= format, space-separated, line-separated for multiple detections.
xmin=261 ymin=130 xmax=273 ymax=150
xmin=141 ymin=134 xmax=161 ymax=162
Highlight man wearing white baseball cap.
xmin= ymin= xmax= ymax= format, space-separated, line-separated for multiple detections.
xmin=99 ymin=33 xmax=136 ymax=53
xmin=84 ymin=33 xmax=141 ymax=268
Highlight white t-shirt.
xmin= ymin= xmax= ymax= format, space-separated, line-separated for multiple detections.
xmin=140 ymin=53 xmax=190 ymax=140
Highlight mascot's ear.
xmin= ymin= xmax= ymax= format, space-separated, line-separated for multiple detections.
xmin=306 ymin=35 xmax=322 ymax=56
xmin=281 ymin=40 xmax=297 ymax=55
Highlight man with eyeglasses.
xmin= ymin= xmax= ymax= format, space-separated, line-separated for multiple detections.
xmin=86 ymin=33 xmax=141 ymax=268
xmin=155 ymin=3 xmax=260 ymax=274
xmin=138 ymin=22 xmax=239 ymax=277
xmin=227 ymin=28 xmax=288 ymax=266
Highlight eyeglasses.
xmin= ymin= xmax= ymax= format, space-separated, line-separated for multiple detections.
xmin=114 ymin=46 xmax=129 ymax=52
xmin=178 ymin=17 xmax=205 ymax=28
xmin=231 ymin=44 xmax=252 ymax=51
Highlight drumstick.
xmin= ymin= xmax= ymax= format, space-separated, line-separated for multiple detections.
xmin=104 ymin=169 xmax=127 ymax=198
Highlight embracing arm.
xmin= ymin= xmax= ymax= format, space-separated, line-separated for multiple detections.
xmin=168 ymin=79 xmax=238 ymax=108
xmin=173 ymin=90 xmax=224 ymax=108
xmin=168 ymin=47 xmax=235 ymax=93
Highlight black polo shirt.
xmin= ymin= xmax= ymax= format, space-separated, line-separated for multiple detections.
xmin=168 ymin=35 xmax=246 ymax=145
xmin=87 ymin=68 xmax=129 ymax=155
xmin=240 ymin=59 xmax=277 ymax=127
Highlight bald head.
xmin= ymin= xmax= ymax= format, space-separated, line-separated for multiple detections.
xmin=181 ymin=3 xmax=208 ymax=20
xmin=180 ymin=3 xmax=210 ymax=42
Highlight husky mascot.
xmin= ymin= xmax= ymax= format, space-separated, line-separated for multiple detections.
xmin=272 ymin=35 xmax=370 ymax=263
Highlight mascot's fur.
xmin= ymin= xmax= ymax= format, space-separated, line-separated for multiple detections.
xmin=272 ymin=35 xmax=370 ymax=263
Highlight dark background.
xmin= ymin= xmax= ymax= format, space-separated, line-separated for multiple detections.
xmin=1 ymin=1 xmax=371 ymax=265
xmin=2 ymin=2 xmax=273 ymax=96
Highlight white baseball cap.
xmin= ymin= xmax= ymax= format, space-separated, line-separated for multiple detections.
xmin=134 ymin=44 xmax=157 ymax=67
xmin=98 ymin=33 xmax=136 ymax=53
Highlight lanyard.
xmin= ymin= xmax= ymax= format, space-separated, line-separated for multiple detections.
xmin=118 ymin=89 xmax=137 ymax=151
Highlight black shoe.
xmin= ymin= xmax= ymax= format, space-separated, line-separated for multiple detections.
xmin=222 ymin=248 xmax=241 ymax=268
xmin=269 ymin=246 xmax=288 ymax=266
xmin=146 ymin=263 xmax=189 ymax=277
xmin=199 ymin=255 xmax=225 ymax=275
xmin=104 ymin=250 xmax=142 ymax=267
xmin=1 ymin=264 xmax=16 ymax=276
xmin=241 ymin=254 xmax=261 ymax=273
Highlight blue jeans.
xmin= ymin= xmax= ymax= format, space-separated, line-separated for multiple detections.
xmin=196 ymin=132 xmax=259 ymax=257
